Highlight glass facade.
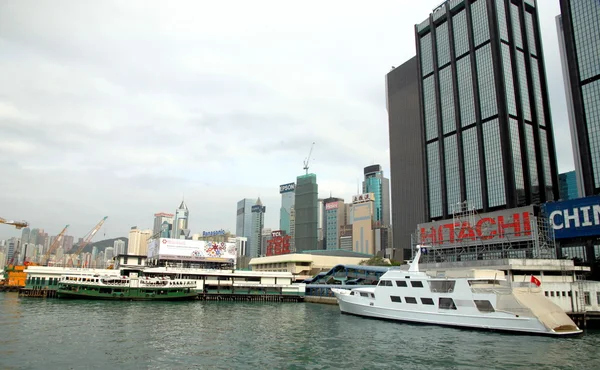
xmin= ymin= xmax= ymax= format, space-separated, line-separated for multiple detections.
xmin=363 ymin=165 xmax=391 ymax=228
xmin=236 ymin=198 xmax=256 ymax=241
xmin=418 ymin=0 xmax=558 ymax=220
xmin=559 ymin=0 xmax=600 ymax=195
xmin=558 ymin=171 xmax=579 ymax=200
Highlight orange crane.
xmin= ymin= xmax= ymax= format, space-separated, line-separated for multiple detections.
xmin=70 ymin=216 xmax=108 ymax=267
xmin=0 ymin=216 xmax=28 ymax=229
xmin=40 ymin=224 xmax=69 ymax=266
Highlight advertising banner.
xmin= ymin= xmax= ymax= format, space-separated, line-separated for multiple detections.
xmin=543 ymin=195 xmax=600 ymax=239
xmin=352 ymin=193 xmax=374 ymax=204
xmin=152 ymin=238 xmax=237 ymax=263
xmin=280 ymin=183 xmax=296 ymax=193
xmin=325 ymin=202 xmax=339 ymax=210
xmin=417 ymin=206 xmax=534 ymax=248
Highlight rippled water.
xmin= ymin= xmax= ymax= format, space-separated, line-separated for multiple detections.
xmin=1 ymin=292 xmax=599 ymax=370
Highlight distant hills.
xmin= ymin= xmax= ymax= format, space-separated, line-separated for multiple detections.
xmin=76 ymin=237 xmax=128 ymax=254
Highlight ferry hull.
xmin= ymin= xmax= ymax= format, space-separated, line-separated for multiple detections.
xmin=57 ymin=290 xmax=198 ymax=301
xmin=332 ymin=289 xmax=582 ymax=337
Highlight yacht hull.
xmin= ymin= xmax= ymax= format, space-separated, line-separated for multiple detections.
xmin=332 ymin=289 xmax=582 ymax=337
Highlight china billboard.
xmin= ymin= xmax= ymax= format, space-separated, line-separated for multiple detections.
xmin=417 ymin=206 xmax=535 ymax=248
xmin=543 ymin=195 xmax=600 ymax=239
xmin=148 ymin=238 xmax=237 ymax=263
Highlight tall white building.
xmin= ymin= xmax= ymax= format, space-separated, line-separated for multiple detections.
xmin=114 ymin=239 xmax=126 ymax=256
xmin=249 ymin=198 xmax=265 ymax=258
xmin=127 ymin=228 xmax=152 ymax=255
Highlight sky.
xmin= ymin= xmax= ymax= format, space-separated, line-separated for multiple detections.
xmin=0 ymin=0 xmax=573 ymax=241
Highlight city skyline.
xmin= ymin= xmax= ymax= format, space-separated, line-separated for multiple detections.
xmin=0 ymin=0 xmax=572 ymax=241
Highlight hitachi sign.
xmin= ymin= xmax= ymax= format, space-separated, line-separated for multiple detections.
xmin=418 ymin=206 xmax=534 ymax=248
xmin=543 ymin=196 xmax=600 ymax=239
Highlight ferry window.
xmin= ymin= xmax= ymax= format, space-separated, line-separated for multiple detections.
xmin=555 ymin=291 xmax=560 ymax=297
xmin=138 ymin=257 xmax=142 ymax=264
xmin=360 ymin=292 xmax=369 ymax=297
xmin=597 ymin=292 xmax=600 ymax=305
xmin=429 ymin=280 xmax=456 ymax=293
xmin=551 ymin=291 xmax=554 ymax=297
xmin=395 ymin=281 xmax=408 ymax=287
xmin=474 ymin=300 xmax=495 ymax=313
xmin=439 ymin=298 xmax=457 ymax=310
xmin=405 ymin=297 xmax=417 ymax=304
xmin=421 ymin=298 xmax=434 ymax=305
xmin=390 ymin=296 xmax=402 ymax=303
xmin=544 ymin=291 xmax=548 ymax=297
xmin=123 ymin=257 xmax=128 ymax=264
xmin=411 ymin=281 xmax=424 ymax=288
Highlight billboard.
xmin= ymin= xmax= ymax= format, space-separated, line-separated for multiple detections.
xmin=148 ymin=238 xmax=237 ymax=263
xmin=543 ymin=196 xmax=600 ymax=239
xmin=417 ymin=206 xmax=534 ymax=248
xmin=352 ymin=193 xmax=374 ymax=204
xmin=325 ymin=202 xmax=339 ymax=210
xmin=266 ymin=235 xmax=291 ymax=256
xmin=271 ymin=230 xmax=285 ymax=238
xmin=202 ymin=229 xmax=226 ymax=237
xmin=252 ymin=205 xmax=266 ymax=212
xmin=280 ymin=183 xmax=296 ymax=193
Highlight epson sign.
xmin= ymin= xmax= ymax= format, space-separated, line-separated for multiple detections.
xmin=280 ymin=183 xmax=295 ymax=193
xmin=543 ymin=196 xmax=600 ymax=239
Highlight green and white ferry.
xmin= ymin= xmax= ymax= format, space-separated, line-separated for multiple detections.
xmin=57 ymin=271 xmax=198 ymax=301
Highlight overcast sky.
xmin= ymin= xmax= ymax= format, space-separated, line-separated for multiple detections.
xmin=0 ymin=0 xmax=572 ymax=241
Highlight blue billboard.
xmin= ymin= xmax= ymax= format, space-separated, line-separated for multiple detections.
xmin=279 ymin=183 xmax=295 ymax=193
xmin=543 ymin=195 xmax=600 ymax=239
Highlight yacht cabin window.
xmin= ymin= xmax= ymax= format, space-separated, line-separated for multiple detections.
xmin=421 ymin=298 xmax=434 ymax=305
xmin=378 ymin=280 xmax=393 ymax=287
xmin=429 ymin=280 xmax=456 ymax=293
xmin=395 ymin=281 xmax=407 ymax=287
xmin=439 ymin=297 xmax=457 ymax=310
xmin=411 ymin=281 xmax=424 ymax=288
xmin=360 ymin=292 xmax=369 ymax=297
xmin=405 ymin=297 xmax=417 ymax=304
xmin=390 ymin=296 xmax=402 ymax=303
xmin=474 ymin=300 xmax=495 ymax=312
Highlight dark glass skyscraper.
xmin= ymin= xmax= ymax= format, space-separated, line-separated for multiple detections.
xmin=416 ymin=0 xmax=559 ymax=221
xmin=558 ymin=170 xmax=579 ymax=200
xmin=557 ymin=0 xmax=600 ymax=197
xmin=386 ymin=57 xmax=427 ymax=258
xmin=294 ymin=174 xmax=318 ymax=252
xmin=362 ymin=165 xmax=391 ymax=228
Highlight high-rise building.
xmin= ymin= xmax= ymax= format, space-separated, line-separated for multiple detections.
xmin=62 ymin=235 xmax=74 ymax=252
xmin=289 ymin=207 xmax=296 ymax=252
xmin=236 ymin=198 xmax=257 ymax=242
xmin=351 ymin=194 xmax=376 ymax=255
xmin=317 ymin=198 xmax=325 ymax=250
xmin=557 ymin=1 xmax=600 ymax=197
xmin=294 ymin=173 xmax=318 ymax=252
xmin=105 ymin=247 xmax=115 ymax=264
xmin=249 ymin=198 xmax=265 ymax=258
xmin=387 ymin=57 xmax=427 ymax=259
xmin=29 ymin=228 xmax=39 ymax=246
xmin=172 ymin=201 xmax=189 ymax=239
xmin=114 ymin=239 xmax=126 ymax=256
xmin=558 ymin=171 xmax=579 ymax=201
xmin=153 ymin=212 xmax=174 ymax=237
xmin=20 ymin=227 xmax=30 ymax=245
xmin=323 ymin=197 xmax=345 ymax=250
xmin=279 ymin=182 xmax=295 ymax=236
xmin=362 ymin=165 xmax=391 ymax=228
xmin=416 ymin=0 xmax=558 ymax=222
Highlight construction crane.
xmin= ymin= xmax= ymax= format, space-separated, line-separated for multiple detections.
xmin=40 ymin=225 xmax=69 ymax=266
xmin=70 ymin=216 xmax=108 ymax=266
xmin=303 ymin=142 xmax=315 ymax=175
xmin=0 ymin=216 xmax=29 ymax=229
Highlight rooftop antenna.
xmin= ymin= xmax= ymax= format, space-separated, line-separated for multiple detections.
xmin=303 ymin=142 xmax=315 ymax=175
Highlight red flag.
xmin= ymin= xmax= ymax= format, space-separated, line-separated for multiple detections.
xmin=530 ymin=275 xmax=541 ymax=287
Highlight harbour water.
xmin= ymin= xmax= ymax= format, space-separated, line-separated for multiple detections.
xmin=1 ymin=292 xmax=599 ymax=370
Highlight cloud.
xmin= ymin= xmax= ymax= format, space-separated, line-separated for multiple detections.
xmin=0 ymin=0 xmax=572 ymax=241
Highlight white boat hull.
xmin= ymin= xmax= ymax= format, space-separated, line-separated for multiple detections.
xmin=331 ymin=289 xmax=581 ymax=336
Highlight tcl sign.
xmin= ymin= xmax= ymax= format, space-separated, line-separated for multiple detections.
xmin=325 ymin=202 xmax=339 ymax=210
xmin=418 ymin=206 xmax=534 ymax=248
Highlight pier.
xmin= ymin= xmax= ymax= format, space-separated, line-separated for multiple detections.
xmin=567 ymin=312 xmax=600 ymax=330
xmin=197 ymin=293 xmax=303 ymax=302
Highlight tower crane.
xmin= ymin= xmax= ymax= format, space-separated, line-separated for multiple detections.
xmin=0 ymin=217 xmax=28 ymax=229
xmin=303 ymin=142 xmax=315 ymax=175
xmin=70 ymin=216 xmax=108 ymax=267
xmin=40 ymin=225 xmax=69 ymax=266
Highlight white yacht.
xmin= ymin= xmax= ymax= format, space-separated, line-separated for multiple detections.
xmin=331 ymin=246 xmax=582 ymax=336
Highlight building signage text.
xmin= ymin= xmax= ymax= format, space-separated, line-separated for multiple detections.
xmin=202 ymin=229 xmax=226 ymax=237
xmin=543 ymin=196 xmax=600 ymax=239
xmin=417 ymin=206 xmax=534 ymax=248
xmin=280 ymin=183 xmax=296 ymax=193
xmin=352 ymin=193 xmax=374 ymax=204
xmin=325 ymin=202 xmax=339 ymax=210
